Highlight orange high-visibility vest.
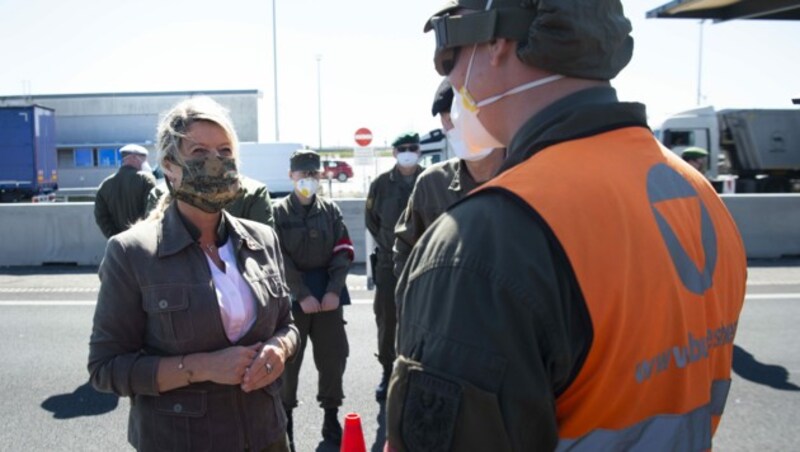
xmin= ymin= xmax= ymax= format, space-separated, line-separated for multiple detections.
xmin=480 ymin=127 xmax=746 ymax=450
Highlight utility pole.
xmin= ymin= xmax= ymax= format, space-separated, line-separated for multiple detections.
xmin=696 ymin=19 xmax=705 ymax=106
xmin=272 ymin=0 xmax=280 ymax=141
xmin=316 ymin=54 xmax=323 ymax=151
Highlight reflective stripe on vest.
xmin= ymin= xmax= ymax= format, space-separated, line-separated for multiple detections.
xmin=555 ymin=379 xmax=730 ymax=451
xmin=478 ymin=127 xmax=747 ymax=447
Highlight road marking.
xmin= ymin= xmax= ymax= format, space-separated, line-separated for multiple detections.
xmin=745 ymin=293 xmax=800 ymax=300
xmin=0 ymin=298 xmax=375 ymax=306
xmin=0 ymin=288 xmax=98 ymax=293
xmin=0 ymin=300 xmax=97 ymax=306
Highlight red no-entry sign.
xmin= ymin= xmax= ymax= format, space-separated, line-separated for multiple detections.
xmin=354 ymin=127 xmax=373 ymax=147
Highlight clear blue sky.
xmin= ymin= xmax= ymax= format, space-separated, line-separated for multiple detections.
xmin=1 ymin=0 xmax=798 ymax=147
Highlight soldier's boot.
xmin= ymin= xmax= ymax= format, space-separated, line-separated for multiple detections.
xmin=321 ymin=407 xmax=342 ymax=445
xmin=375 ymin=364 xmax=392 ymax=401
xmin=285 ymin=408 xmax=296 ymax=452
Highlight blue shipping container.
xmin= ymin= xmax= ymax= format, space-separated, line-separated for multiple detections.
xmin=0 ymin=105 xmax=58 ymax=202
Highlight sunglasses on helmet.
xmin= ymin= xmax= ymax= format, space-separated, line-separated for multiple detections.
xmin=396 ymin=144 xmax=420 ymax=153
xmin=428 ymin=9 xmax=537 ymax=76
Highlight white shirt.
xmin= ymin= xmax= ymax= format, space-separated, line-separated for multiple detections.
xmin=206 ymin=240 xmax=257 ymax=343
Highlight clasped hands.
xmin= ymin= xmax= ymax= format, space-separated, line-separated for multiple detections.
xmin=206 ymin=339 xmax=287 ymax=393
xmin=298 ymin=292 xmax=340 ymax=314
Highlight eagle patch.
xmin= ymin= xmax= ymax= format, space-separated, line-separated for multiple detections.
xmin=401 ymin=369 xmax=462 ymax=451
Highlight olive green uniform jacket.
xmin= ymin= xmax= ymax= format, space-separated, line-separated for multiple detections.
xmin=94 ymin=165 xmax=156 ymax=238
xmin=146 ymin=175 xmax=274 ymax=227
xmin=272 ymin=192 xmax=351 ymax=301
xmin=387 ymin=87 xmax=644 ymax=451
xmin=365 ymin=165 xmax=422 ymax=268
xmin=88 ymin=202 xmax=299 ymax=452
xmin=392 ymin=158 xmax=480 ymax=277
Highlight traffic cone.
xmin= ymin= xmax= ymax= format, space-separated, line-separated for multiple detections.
xmin=340 ymin=412 xmax=367 ymax=452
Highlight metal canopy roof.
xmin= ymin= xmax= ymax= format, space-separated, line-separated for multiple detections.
xmin=646 ymin=0 xmax=800 ymax=21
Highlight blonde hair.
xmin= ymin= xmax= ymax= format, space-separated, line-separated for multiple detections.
xmin=146 ymin=96 xmax=240 ymax=221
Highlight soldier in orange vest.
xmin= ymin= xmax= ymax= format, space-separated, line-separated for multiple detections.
xmin=385 ymin=1 xmax=747 ymax=451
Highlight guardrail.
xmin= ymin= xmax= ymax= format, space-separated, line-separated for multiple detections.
xmin=0 ymin=195 xmax=797 ymax=267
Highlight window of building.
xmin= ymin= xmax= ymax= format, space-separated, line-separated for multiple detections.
xmin=57 ymin=148 xmax=75 ymax=168
xmin=74 ymin=148 xmax=94 ymax=167
xmin=97 ymin=148 xmax=118 ymax=167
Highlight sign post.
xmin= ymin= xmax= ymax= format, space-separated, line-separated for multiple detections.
xmin=354 ymin=127 xmax=375 ymax=194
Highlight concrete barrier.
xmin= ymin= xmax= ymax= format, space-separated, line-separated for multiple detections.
xmin=0 ymin=203 xmax=108 ymax=266
xmin=1 ymin=195 xmax=798 ymax=266
xmin=0 ymin=199 xmax=370 ymax=266
xmin=721 ymin=194 xmax=800 ymax=259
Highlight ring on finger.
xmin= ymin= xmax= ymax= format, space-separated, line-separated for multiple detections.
xmin=265 ymin=362 xmax=273 ymax=374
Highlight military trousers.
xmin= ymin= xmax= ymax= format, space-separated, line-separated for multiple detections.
xmin=281 ymin=305 xmax=349 ymax=409
xmin=373 ymin=265 xmax=398 ymax=368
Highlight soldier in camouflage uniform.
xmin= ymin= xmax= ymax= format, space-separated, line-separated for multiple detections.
xmin=392 ymin=79 xmax=504 ymax=276
xmin=365 ymin=132 xmax=423 ymax=401
xmin=273 ymin=150 xmax=354 ymax=449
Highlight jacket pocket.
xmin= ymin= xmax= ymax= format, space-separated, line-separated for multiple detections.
xmin=148 ymin=390 xmax=211 ymax=452
xmin=264 ymin=274 xmax=290 ymax=298
xmin=142 ymin=286 xmax=195 ymax=343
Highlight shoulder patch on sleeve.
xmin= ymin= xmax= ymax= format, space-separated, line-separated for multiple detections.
xmin=402 ymin=368 xmax=462 ymax=451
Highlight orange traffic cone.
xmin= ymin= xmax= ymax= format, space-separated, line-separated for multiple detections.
xmin=340 ymin=412 xmax=367 ymax=452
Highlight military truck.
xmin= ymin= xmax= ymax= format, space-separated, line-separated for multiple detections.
xmin=655 ymin=106 xmax=800 ymax=192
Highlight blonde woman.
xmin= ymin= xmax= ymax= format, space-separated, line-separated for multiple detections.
xmin=88 ymin=97 xmax=298 ymax=452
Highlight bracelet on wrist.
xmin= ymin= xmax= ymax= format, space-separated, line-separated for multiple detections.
xmin=177 ymin=355 xmax=194 ymax=384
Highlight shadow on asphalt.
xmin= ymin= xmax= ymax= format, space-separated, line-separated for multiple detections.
xmin=0 ymin=265 xmax=98 ymax=275
xmin=370 ymin=401 xmax=387 ymax=452
xmin=733 ymin=345 xmax=800 ymax=391
xmin=746 ymin=258 xmax=800 ymax=267
xmin=41 ymin=381 xmax=119 ymax=419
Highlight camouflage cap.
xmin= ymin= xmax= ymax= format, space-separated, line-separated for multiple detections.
xmin=682 ymin=147 xmax=709 ymax=159
xmin=425 ymin=0 xmax=634 ymax=80
xmin=290 ymin=150 xmax=321 ymax=172
xmin=432 ymin=78 xmax=454 ymax=117
xmin=392 ymin=132 xmax=420 ymax=148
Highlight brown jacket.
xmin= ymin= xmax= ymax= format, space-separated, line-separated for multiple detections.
xmin=88 ymin=202 xmax=298 ymax=452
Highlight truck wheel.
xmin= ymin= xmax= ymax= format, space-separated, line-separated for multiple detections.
xmin=337 ymin=173 xmax=348 ymax=182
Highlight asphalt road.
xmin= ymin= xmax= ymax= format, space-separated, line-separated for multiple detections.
xmin=0 ymin=261 xmax=798 ymax=451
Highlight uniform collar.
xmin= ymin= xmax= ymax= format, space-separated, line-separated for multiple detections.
xmin=389 ymin=164 xmax=422 ymax=183
xmin=449 ymin=159 xmax=479 ymax=193
xmin=157 ymin=203 xmax=262 ymax=258
xmin=288 ymin=191 xmax=321 ymax=217
xmin=502 ymin=87 xmax=649 ymax=173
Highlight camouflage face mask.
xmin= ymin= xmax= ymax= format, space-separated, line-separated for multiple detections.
xmin=171 ymin=156 xmax=242 ymax=213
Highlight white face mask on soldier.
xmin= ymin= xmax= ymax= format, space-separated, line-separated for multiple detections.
xmin=295 ymin=177 xmax=319 ymax=198
xmin=451 ymin=44 xmax=564 ymax=153
xmin=396 ymin=152 xmax=419 ymax=168
xmin=446 ymin=129 xmax=493 ymax=161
